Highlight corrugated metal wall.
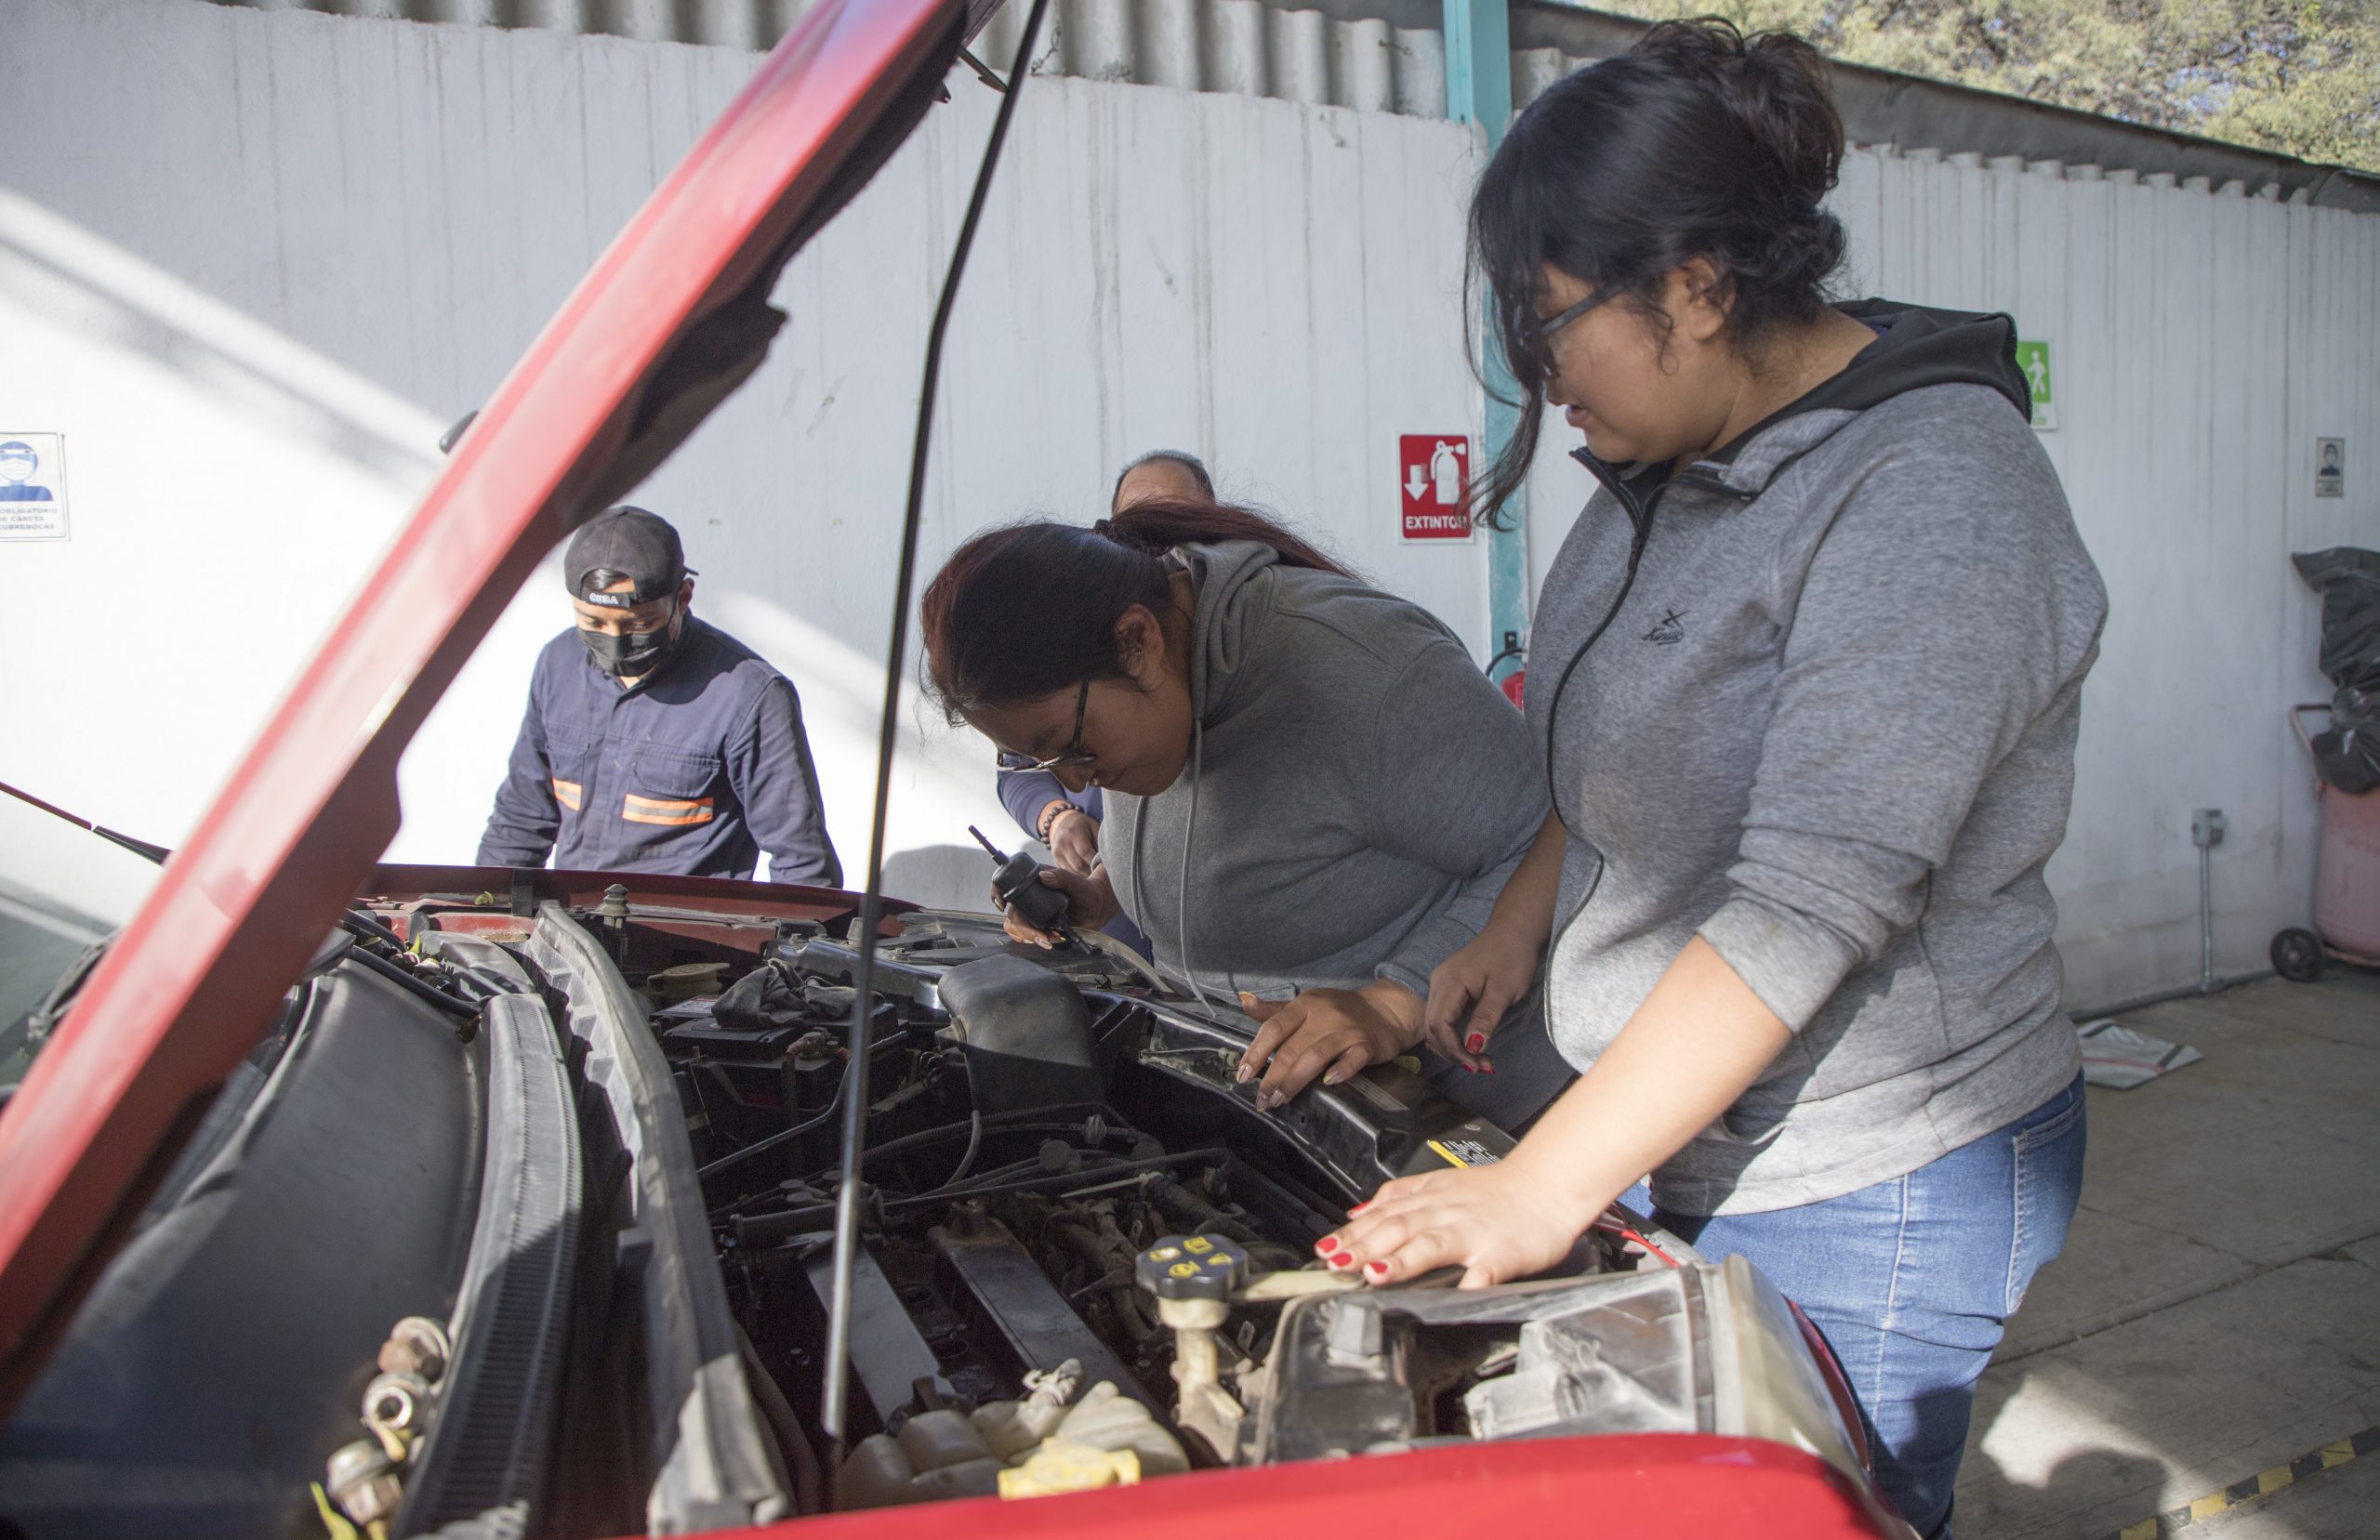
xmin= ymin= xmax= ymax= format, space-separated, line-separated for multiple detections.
xmin=213 ymin=0 xmax=1606 ymax=118
xmin=3 ymin=0 xmax=1490 ymax=919
xmin=19 ymin=0 xmax=2380 ymax=998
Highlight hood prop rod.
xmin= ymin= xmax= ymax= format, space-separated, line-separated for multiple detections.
xmin=818 ymin=0 xmax=1051 ymax=1477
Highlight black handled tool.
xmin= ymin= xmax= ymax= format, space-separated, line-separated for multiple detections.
xmin=969 ymin=825 xmax=1073 ymax=935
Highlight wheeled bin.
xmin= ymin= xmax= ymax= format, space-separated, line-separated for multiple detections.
xmin=2271 ymin=704 xmax=2380 ymax=981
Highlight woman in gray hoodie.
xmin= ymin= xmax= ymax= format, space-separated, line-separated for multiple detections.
xmin=1320 ymin=23 xmax=2105 ymax=1537
xmin=920 ymin=501 xmax=1569 ymax=1130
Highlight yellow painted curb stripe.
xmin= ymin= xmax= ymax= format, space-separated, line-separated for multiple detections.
xmin=2095 ymin=1424 xmax=2380 ymax=1539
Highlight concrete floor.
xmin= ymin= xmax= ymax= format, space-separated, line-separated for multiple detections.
xmin=1955 ymin=968 xmax=2380 ymax=1538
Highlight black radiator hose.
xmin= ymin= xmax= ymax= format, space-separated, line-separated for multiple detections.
xmin=1150 ymin=1176 xmax=1255 ymax=1242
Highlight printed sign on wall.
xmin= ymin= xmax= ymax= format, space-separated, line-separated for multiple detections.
xmin=2315 ymin=438 xmax=2346 ymax=498
xmin=0 ymin=433 xmax=68 ymax=541
xmin=2015 ymin=341 xmax=2055 ymax=431
xmin=1399 ymin=434 xmax=1473 ymax=541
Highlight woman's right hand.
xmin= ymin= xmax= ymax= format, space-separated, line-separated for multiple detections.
xmin=1424 ymin=922 xmax=1544 ymax=1072
xmin=998 ymin=864 xmax=1122 ymax=948
xmin=1044 ymin=807 xmax=1102 ymax=875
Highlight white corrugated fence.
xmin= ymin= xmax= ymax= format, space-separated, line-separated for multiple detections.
xmin=3 ymin=0 xmax=2375 ymax=1009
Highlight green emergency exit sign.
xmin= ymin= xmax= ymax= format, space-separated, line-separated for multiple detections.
xmin=2016 ymin=339 xmax=2055 ymax=430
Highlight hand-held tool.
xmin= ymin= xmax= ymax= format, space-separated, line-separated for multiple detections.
xmin=969 ymin=825 xmax=1073 ymax=934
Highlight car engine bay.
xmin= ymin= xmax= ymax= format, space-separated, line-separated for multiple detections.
xmin=477 ymin=893 xmax=1865 ymax=1516
xmin=0 ymin=882 xmax=1868 ymax=1540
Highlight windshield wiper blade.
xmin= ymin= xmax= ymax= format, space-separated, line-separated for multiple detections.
xmin=0 ymin=779 xmax=169 ymax=865
xmin=22 ymin=931 xmax=118 ymax=1052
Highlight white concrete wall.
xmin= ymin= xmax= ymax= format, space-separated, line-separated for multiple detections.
xmin=0 ymin=0 xmax=1487 ymax=920
xmin=1524 ymin=150 xmax=2380 ymax=1008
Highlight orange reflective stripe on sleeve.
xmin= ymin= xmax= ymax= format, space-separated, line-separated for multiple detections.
xmin=552 ymin=778 xmax=583 ymax=811
xmin=622 ymin=793 xmax=716 ymax=826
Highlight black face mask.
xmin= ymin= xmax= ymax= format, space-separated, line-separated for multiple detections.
xmin=578 ymin=606 xmax=681 ymax=678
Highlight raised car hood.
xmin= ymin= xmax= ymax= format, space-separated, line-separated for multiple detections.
xmin=0 ymin=0 xmax=985 ymax=1414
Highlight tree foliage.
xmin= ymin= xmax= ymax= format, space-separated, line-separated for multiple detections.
xmin=1612 ymin=0 xmax=2380 ymax=173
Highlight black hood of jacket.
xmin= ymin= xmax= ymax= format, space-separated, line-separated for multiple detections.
xmin=1705 ymin=298 xmax=2033 ymax=473
xmin=1571 ymin=297 xmax=2033 ymax=505
xmin=1816 ymin=298 xmax=2031 ymax=418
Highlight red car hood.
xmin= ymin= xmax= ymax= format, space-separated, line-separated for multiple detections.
xmin=0 ymin=0 xmax=983 ymax=1413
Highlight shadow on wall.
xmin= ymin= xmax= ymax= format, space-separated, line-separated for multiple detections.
xmin=0 ymin=193 xmax=443 ymax=921
xmin=882 ymin=844 xmax=998 ymax=915
xmin=0 ymin=191 xmax=441 ymax=482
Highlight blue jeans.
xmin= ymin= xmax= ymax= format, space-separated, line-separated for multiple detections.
xmin=1621 ymin=1074 xmax=2086 ymax=1540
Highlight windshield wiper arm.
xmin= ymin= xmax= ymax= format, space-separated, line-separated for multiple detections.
xmin=0 ymin=779 xmax=169 ymax=865
xmin=21 ymin=931 xmax=117 ymax=1054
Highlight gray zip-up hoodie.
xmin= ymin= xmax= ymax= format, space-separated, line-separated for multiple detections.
xmin=1529 ymin=300 xmax=2109 ymax=1216
xmin=1099 ymin=541 xmax=1548 ymax=1011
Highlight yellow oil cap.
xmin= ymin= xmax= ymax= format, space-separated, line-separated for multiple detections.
xmin=997 ymin=1441 xmax=1142 ymax=1499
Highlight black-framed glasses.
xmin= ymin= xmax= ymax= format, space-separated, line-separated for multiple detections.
xmin=1523 ymin=279 xmax=1626 ymax=370
xmin=995 ymin=679 xmax=1093 ymax=773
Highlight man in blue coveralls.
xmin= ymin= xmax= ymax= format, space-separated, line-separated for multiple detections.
xmin=477 ymin=507 xmax=840 ymax=884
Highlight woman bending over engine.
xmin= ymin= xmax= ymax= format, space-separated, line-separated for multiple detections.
xmin=921 ymin=501 xmax=1571 ymax=1132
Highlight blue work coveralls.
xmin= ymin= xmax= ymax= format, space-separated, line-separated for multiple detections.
xmin=477 ymin=617 xmax=840 ymax=884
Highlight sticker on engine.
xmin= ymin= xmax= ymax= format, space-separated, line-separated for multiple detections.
xmin=1426 ymin=1138 xmax=1501 ymax=1169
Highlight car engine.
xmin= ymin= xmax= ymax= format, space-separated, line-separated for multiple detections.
xmin=613 ymin=905 xmax=1865 ymax=1512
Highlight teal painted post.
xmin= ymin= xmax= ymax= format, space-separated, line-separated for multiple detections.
xmin=1443 ymin=0 xmax=1527 ymax=679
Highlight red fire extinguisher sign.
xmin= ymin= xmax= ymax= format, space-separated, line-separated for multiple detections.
xmin=1399 ymin=435 xmax=1473 ymax=540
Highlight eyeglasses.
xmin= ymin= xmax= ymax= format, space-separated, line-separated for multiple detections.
xmin=1522 ymin=279 xmax=1626 ymax=371
xmin=996 ymin=679 xmax=1094 ymax=773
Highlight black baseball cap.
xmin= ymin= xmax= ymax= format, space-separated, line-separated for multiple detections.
xmin=564 ymin=506 xmax=695 ymax=607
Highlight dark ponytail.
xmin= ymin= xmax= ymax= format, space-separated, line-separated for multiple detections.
xmin=1467 ymin=19 xmax=1846 ymax=525
xmin=921 ymin=498 xmax=1349 ymax=717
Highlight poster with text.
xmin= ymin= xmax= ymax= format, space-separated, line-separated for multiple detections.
xmin=0 ymin=433 xmax=69 ymax=541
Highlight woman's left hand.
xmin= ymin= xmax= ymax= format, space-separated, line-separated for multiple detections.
xmin=1319 ymin=938 xmax=1793 ymax=1290
xmin=1236 ymin=981 xmax=1424 ymax=1111
xmin=1316 ymin=1161 xmax=1602 ymax=1289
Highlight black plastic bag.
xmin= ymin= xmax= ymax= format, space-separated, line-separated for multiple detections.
xmin=2294 ymin=547 xmax=2380 ymax=791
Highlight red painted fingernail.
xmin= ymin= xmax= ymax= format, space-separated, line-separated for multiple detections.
xmin=1316 ymin=1235 xmax=1340 ymax=1254
xmin=1348 ymin=1201 xmax=1372 ymax=1215
xmin=1461 ymin=1063 xmax=1477 ymax=1073
xmin=1465 ymin=1033 xmax=1486 ymax=1053
xmin=1364 ymin=1260 xmax=1389 ymax=1278
xmin=1329 ymin=1252 xmax=1356 ymax=1270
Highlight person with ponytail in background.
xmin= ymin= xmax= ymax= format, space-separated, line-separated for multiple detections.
xmin=1314 ymin=23 xmax=2106 ymax=1536
xmin=921 ymin=499 xmax=1574 ymax=1131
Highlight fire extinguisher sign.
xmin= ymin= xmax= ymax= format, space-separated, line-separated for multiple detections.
xmin=1398 ymin=434 xmax=1474 ymax=541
